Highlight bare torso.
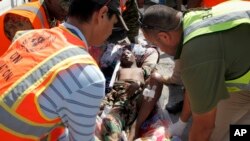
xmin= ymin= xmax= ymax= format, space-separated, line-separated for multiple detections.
xmin=118 ymin=68 xmax=145 ymax=83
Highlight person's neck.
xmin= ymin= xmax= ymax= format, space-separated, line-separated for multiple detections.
xmin=121 ymin=62 xmax=137 ymax=68
xmin=66 ymin=17 xmax=93 ymax=45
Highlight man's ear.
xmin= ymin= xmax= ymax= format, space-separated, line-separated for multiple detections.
xmin=92 ymin=6 xmax=108 ymax=25
xmin=98 ymin=6 xmax=109 ymax=20
xmin=157 ymin=32 xmax=170 ymax=44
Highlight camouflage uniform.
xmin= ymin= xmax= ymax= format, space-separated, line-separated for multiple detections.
xmin=122 ymin=0 xmax=140 ymax=43
xmin=107 ymin=0 xmax=139 ymax=43
xmin=100 ymin=81 xmax=143 ymax=141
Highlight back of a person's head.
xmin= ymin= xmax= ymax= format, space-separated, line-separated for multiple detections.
xmin=68 ymin=0 xmax=116 ymax=23
xmin=142 ymin=5 xmax=179 ymax=33
xmin=43 ymin=0 xmax=71 ymax=21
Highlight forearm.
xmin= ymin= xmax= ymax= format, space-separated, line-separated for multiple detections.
xmin=180 ymin=90 xmax=191 ymax=122
xmin=189 ymin=108 xmax=216 ymax=141
xmin=141 ymin=48 xmax=159 ymax=78
xmin=189 ymin=124 xmax=213 ymax=141
xmin=161 ymin=73 xmax=182 ymax=86
xmin=162 ymin=59 xmax=182 ymax=85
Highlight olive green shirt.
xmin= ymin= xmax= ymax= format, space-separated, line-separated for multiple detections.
xmin=177 ymin=24 xmax=250 ymax=114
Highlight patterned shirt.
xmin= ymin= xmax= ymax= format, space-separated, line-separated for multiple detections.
xmin=39 ymin=64 xmax=105 ymax=141
xmin=38 ymin=23 xmax=105 ymax=141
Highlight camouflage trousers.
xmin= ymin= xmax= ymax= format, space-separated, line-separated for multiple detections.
xmin=123 ymin=0 xmax=140 ymax=43
xmin=100 ymin=81 xmax=143 ymax=141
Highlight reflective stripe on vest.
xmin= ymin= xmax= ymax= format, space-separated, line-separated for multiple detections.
xmin=226 ymin=70 xmax=250 ymax=92
xmin=40 ymin=126 xmax=65 ymax=141
xmin=0 ymin=1 xmax=49 ymax=56
xmin=2 ymin=47 xmax=91 ymax=107
xmin=0 ymin=25 xmax=97 ymax=140
xmin=12 ymin=6 xmax=46 ymax=28
xmin=183 ymin=1 xmax=250 ymax=44
xmin=0 ymin=105 xmax=55 ymax=140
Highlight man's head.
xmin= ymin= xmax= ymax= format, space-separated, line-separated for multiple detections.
xmin=67 ymin=0 xmax=128 ymax=46
xmin=44 ymin=0 xmax=71 ymax=21
xmin=140 ymin=5 xmax=183 ymax=56
xmin=120 ymin=47 xmax=136 ymax=68
xmin=92 ymin=0 xmax=128 ymax=31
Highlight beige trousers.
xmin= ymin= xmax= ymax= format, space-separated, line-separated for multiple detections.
xmin=210 ymin=91 xmax=250 ymax=141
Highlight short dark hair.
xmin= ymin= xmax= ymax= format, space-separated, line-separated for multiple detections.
xmin=68 ymin=0 xmax=116 ymax=23
xmin=140 ymin=5 xmax=181 ymax=33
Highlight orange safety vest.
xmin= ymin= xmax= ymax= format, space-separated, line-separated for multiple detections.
xmin=203 ymin=0 xmax=250 ymax=7
xmin=0 ymin=0 xmax=50 ymax=56
xmin=202 ymin=0 xmax=226 ymax=7
xmin=0 ymin=25 xmax=98 ymax=140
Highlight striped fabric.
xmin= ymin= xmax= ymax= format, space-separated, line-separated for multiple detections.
xmin=38 ymin=64 xmax=105 ymax=141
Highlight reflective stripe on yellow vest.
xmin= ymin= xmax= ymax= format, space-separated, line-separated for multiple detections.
xmin=183 ymin=1 xmax=250 ymax=93
xmin=0 ymin=1 xmax=49 ymax=56
xmin=0 ymin=25 xmax=98 ymax=140
xmin=226 ymin=70 xmax=250 ymax=92
xmin=183 ymin=1 xmax=250 ymax=44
